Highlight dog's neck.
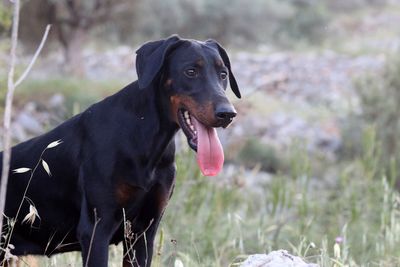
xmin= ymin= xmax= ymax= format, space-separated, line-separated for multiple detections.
xmin=125 ymin=81 xmax=179 ymax=168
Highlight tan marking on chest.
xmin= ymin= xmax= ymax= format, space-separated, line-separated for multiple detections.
xmin=115 ymin=182 xmax=141 ymax=206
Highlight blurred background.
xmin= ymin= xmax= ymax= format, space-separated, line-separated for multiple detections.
xmin=1 ymin=0 xmax=400 ymax=266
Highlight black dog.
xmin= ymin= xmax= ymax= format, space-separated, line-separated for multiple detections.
xmin=0 ymin=35 xmax=240 ymax=267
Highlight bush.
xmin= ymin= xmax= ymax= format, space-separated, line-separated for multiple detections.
xmin=130 ymin=0 xmax=331 ymax=49
xmin=130 ymin=0 xmax=287 ymax=47
xmin=238 ymin=138 xmax=280 ymax=173
xmin=356 ymin=52 xmax=400 ymax=184
xmin=17 ymin=0 xmax=393 ymax=52
xmin=326 ymin=0 xmax=387 ymax=12
xmin=275 ymin=1 xmax=330 ymax=47
xmin=337 ymin=115 xmax=364 ymax=160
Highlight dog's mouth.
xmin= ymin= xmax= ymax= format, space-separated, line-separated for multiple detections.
xmin=177 ymin=108 xmax=224 ymax=177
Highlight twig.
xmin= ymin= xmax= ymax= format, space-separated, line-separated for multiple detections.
xmin=122 ymin=208 xmax=135 ymax=266
xmin=14 ymin=25 xmax=52 ymax=88
xmin=0 ymin=2 xmax=51 ymax=241
xmin=123 ymin=218 xmax=154 ymax=259
xmin=85 ymin=208 xmax=101 ymax=267
xmin=0 ymin=0 xmax=20 ymax=240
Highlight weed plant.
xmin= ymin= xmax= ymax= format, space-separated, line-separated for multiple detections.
xmin=2 ymin=126 xmax=400 ymax=266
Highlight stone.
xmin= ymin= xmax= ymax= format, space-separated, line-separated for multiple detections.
xmin=15 ymin=112 xmax=43 ymax=135
xmin=240 ymin=250 xmax=319 ymax=267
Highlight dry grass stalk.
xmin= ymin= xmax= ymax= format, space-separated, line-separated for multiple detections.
xmin=0 ymin=0 xmax=51 ymax=238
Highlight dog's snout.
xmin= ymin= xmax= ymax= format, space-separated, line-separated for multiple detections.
xmin=215 ymin=104 xmax=237 ymax=126
xmin=216 ymin=110 xmax=237 ymax=120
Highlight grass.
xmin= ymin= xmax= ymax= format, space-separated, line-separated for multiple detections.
xmin=26 ymin=126 xmax=400 ymax=267
xmin=155 ymin=128 xmax=400 ymax=267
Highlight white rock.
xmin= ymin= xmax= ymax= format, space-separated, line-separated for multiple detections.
xmin=15 ymin=112 xmax=43 ymax=135
xmin=240 ymin=250 xmax=319 ymax=267
xmin=48 ymin=94 xmax=65 ymax=108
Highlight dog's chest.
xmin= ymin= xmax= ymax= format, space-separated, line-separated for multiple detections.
xmin=115 ymin=182 xmax=143 ymax=206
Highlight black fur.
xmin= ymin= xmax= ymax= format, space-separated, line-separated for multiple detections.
xmin=0 ymin=35 xmax=240 ymax=267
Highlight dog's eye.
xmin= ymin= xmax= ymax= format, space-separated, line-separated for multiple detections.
xmin=184 ymin=69 xmax=197 ymax=78
xmin=220 ymin=71 xmax=228 ymax=80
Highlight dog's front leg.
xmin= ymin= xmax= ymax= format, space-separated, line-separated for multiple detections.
xmin=77 ymin=197 xmax=115 ymax=267
xmin=122 ymin=165 xmax=176 ymax=267
xmin=122 ymin=197 xmax=161 ymax=267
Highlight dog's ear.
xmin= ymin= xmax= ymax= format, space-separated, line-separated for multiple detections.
xmin=206 ymin=39 xmax=241 ymax=99
xmin=136 ymin=35 xmax=183 ymax=89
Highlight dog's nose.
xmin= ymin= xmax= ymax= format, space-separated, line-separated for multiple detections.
xmin=215 ymin=104 xmax=237 ymax=126
xmin=216 ymin=110 xmax=237 ymax=120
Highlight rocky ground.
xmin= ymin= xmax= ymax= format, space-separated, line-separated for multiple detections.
xmin=224 ymin=51 xmax=384 ymax=158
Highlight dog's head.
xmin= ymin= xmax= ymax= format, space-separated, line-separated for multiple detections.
xmin=136 ymin=35 xmax=240 ymax=176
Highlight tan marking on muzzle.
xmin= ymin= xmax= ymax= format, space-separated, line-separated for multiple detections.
xmin=169 ymin=95 xmax=217 ymax=126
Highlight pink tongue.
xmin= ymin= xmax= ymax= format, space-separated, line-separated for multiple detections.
xmin=192 ymin=117 xmax=224 ymax=176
